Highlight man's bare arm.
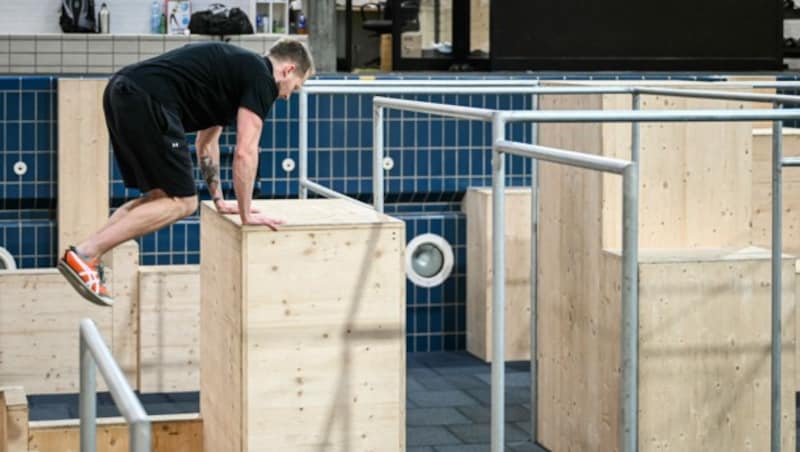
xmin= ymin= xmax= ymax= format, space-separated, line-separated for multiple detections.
xmin=196 ymin=126 xmax=224 ymax=206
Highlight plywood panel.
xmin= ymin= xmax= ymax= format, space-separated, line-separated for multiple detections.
xmin=139 ymin=265 xmax=200 ymax=393
xmin=462 ymin=188 xmax=531 ymax=362
xmin=57 ymin=79 xmax=109 ymax=254
xmin=0 ymin=387 xmax=27 ymax=452
xmin=601 ymin=93 xmax=754 ymax=250
xmin=28 ymin=414 xmax=202 ymax=452
xmin=751 ymin=128 xmax=800 ymax=255
xmin=109 ymin=241 xmax=139 ymax=389
xmin=537 ymin=91 xmax=607 ymax=451
xmin=200 ymin=202 xmax=243 ymax=452
xmin=636 ymin=248 xmax=795 ymax=452
xmin=202 ymin=199 xmax=405 ymax=452
xmin=0 ymin=270 xmax=112 ymax=393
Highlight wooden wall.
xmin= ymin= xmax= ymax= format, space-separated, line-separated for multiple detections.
xmin=28 ymin=414 xmax=202 ymax=452
xmin=139 ymin=266 xmax=200 ymax=393
xmin=0 ymin=270 xmax=112 ymax=393
xmin=463 ymin=188 xmax=532 ymax=362
xmin=57 ymin=79 xmax=109 ymax=255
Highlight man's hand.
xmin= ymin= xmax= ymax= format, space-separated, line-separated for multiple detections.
xmin=241 ymin=213 xmax=285 ymax=231
xmin=214 ymin=199 xmax=260 ymax=215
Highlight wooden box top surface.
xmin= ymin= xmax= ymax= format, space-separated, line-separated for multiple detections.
xmin=202 ymin=199 xmax=403 ymax=231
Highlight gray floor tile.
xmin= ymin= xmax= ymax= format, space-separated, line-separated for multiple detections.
xmin=434 ymin=444 xmax=491 ymax=452
xmin=443 ymin=374 xmax=489 ymax=390
xmin=409 ymin=367 xmax=441 ymax=379
xmin=408 ymin=407 xmax=472 ymax=426
xmin=475 ymin=371 xmax=532 ymax=387
xmin=407 ymin=426 xmax=463 ymax=447
xmin=446 ymin=422 xmax=530 ymax=444
xmin=407 ymin=376 xmax=427 ymax=393
xmin=456 ymin=404 xmax=530 ymax=424
xmin=417 ymin=374 xmax=460 ymax=391
xmin=466 ymin=386 xmax=531 ymax=405
xmin=434 ymin=364 xmax=491 ymax=376
xmin=408 ymin=389 xmax=481 ymax=408
xmin=407 ymin=447 xmax=436 ymax=452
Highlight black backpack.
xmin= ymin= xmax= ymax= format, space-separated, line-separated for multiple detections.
xmin=188 ymin=4 xmax=254 ymax=36
xmin=60 ymin=0 xmax=97 ymax=33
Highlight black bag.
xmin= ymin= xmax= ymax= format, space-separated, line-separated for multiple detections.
xmin=60 ymin=0 xmax=97 ymax=33
xmin=188 ymin=4 xmax=254 ymax=36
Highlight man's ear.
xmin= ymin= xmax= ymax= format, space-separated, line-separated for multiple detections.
xmin=283 ymin=63 xmax=297 ymax=78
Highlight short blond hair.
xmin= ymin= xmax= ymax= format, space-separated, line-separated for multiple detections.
xmin=267 ymin=38 xmax=315 ymax=77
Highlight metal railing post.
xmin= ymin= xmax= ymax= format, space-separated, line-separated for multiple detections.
xmin=491 ymin=112 xmax=507 ymax=452
xmin=373 ymin=104 xmax=385 ymax=213
xmin=80 ymin=332 xmax=96 ymax=452
xmin=529 ymin=93 xmax=540 ymax=443
xmin=299 ymin=89 xmax=308 ymax=199
xmin=770 ymin=105 xmax=783 ymax=452
xmin=620 ymin=92 xmax=641 ymax=452
xmin=79 ymin=319 xmax=150 ymax=452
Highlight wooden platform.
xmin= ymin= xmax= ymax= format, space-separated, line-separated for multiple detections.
xmin=200 ymin=199 xmax=406 ymax=451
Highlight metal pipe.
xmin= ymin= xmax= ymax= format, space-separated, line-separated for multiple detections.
xmin=622 ymin=92 xmax=641 ymax=452
xmin=299 ymin=89 xmax=309 ymax=199
xmin=529 ymin=93 xmax=539 ymax=443
xmin=494 ymin=140 xmax=630 ymax=175
xmin=501 ymin=108 xmax=800 ymax=123
xmin=771 ymin=109 xmax=783 ymax=452
xmin=80 ymin=331 xmax=96 ymax=452
xmin=374 ymin=96 xmax=496 ymax=121
xmin=80 ymin=318 xmax=150 ymax=452
xmin=491 ymin=112 xmax=507 ymax=452
xmin=305 ymin=79 xmax=542 ymax=86
xmin=621 ymin=162 xmax=640 ymax=452
xmin=373 ymin=105 xmax=385 ymax=212
xmin=782 ymin=157 xmax=800 ymax=167
xmin=304 ymin=86 xmax=639 ymax=95
xmin=301 ymin=179 xmax=372 ymax=209
xmin=635 ymin=87 xmax=800 ymax=106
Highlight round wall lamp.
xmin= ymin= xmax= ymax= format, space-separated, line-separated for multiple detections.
xmin=405 ymin=233 xmax=454 ymax=288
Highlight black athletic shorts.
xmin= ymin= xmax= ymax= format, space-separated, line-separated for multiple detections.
xmin=103 ymin=74 xmax=196 ymax=197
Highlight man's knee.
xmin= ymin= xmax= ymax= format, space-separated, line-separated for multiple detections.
xmin=177 ymin=195 xmax=199 ymax=217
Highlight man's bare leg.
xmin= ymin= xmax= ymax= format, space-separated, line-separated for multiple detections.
xmin=75 ymin=191 xmax=198 ymax=259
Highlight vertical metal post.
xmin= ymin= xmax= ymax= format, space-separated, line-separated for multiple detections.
xmin=621 ymin=92 xmax=641 ymax=452
xmin=373 ymin=105 xmax=385 ymax=212
xmin=491 ymin=112 xmax=506 ymax=452
xmin=299 ymin=89 xmax=308 ymax=199
xmin=131 ymin=420 xmax=152 ymax=452
xmin=770 ymin=107 xmax=783 ymax=452
xmin=80 ymin=333 xmax=96 ymax=452
xmin=529 ymin=93 xmax=540 ymax=443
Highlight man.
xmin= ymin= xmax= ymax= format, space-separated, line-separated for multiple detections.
xmin=58 ymin=38 xmax=314 ymax=306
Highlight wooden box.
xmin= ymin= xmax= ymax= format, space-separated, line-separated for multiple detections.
xmin=139 ymin=265 xmax=200 ymax=393
xmin=751 ymin=127 xmax=800 ymax=255
xmin=200 ymin=199 xmax=406 ymax=452
xmin=0 ymin=270 xmax=112 ymax=394
xmin=539 ymin=248 xmax=795 ymax=451
xmin=462 ymin=187 xmax=531 ymax=362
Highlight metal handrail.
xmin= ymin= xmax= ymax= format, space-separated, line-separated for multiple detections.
xmin=297 ymin=83 xmax=800 ymax=452
xmin=80 ymin=318 xmax=150 ymax=452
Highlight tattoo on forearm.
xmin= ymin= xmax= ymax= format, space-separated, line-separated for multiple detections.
xmin=200 ymin=155 xmax=221 ymax=198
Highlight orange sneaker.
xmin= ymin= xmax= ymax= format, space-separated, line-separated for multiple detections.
xmin=58 ymin=247 xmax=114 ymax=307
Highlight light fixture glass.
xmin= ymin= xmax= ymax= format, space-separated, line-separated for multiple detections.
xmin=405 ymin=233 xmax=454 ymax=288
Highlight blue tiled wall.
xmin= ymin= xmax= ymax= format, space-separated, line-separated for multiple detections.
xmin=0 ymin=72 xmax=747 ymax=351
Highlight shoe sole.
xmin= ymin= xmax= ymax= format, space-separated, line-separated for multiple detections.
xmin=58 ymin=259 xmax=114 ymax=307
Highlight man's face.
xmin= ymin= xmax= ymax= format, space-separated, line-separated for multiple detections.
xmin=276 ymin=63 xmax=307 ymax=100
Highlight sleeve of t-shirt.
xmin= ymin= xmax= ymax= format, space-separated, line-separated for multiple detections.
xmin=239 ymin=73 xmax=275 ymax=120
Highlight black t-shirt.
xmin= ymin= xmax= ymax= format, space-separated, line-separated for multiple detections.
xmin=119 ymin=42 xmax=278 ymax=132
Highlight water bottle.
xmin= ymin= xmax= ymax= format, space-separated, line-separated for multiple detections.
xmin=98 ymin=3 xmax=110 ymax=34
xmin=151 ymin=0 xmax=162 ymax=34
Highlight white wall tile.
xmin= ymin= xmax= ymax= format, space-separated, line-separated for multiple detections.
xmin=10 ymin=53 xmax=35 ymax=65
xmin=37 ymin=53 xmax=62 ymax=66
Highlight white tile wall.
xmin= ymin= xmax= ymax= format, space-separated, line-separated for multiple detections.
xmin=0 ymin=33 xmax=306 ymax=74
xmin=0 ymin=0 xmax=251 ymax=34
